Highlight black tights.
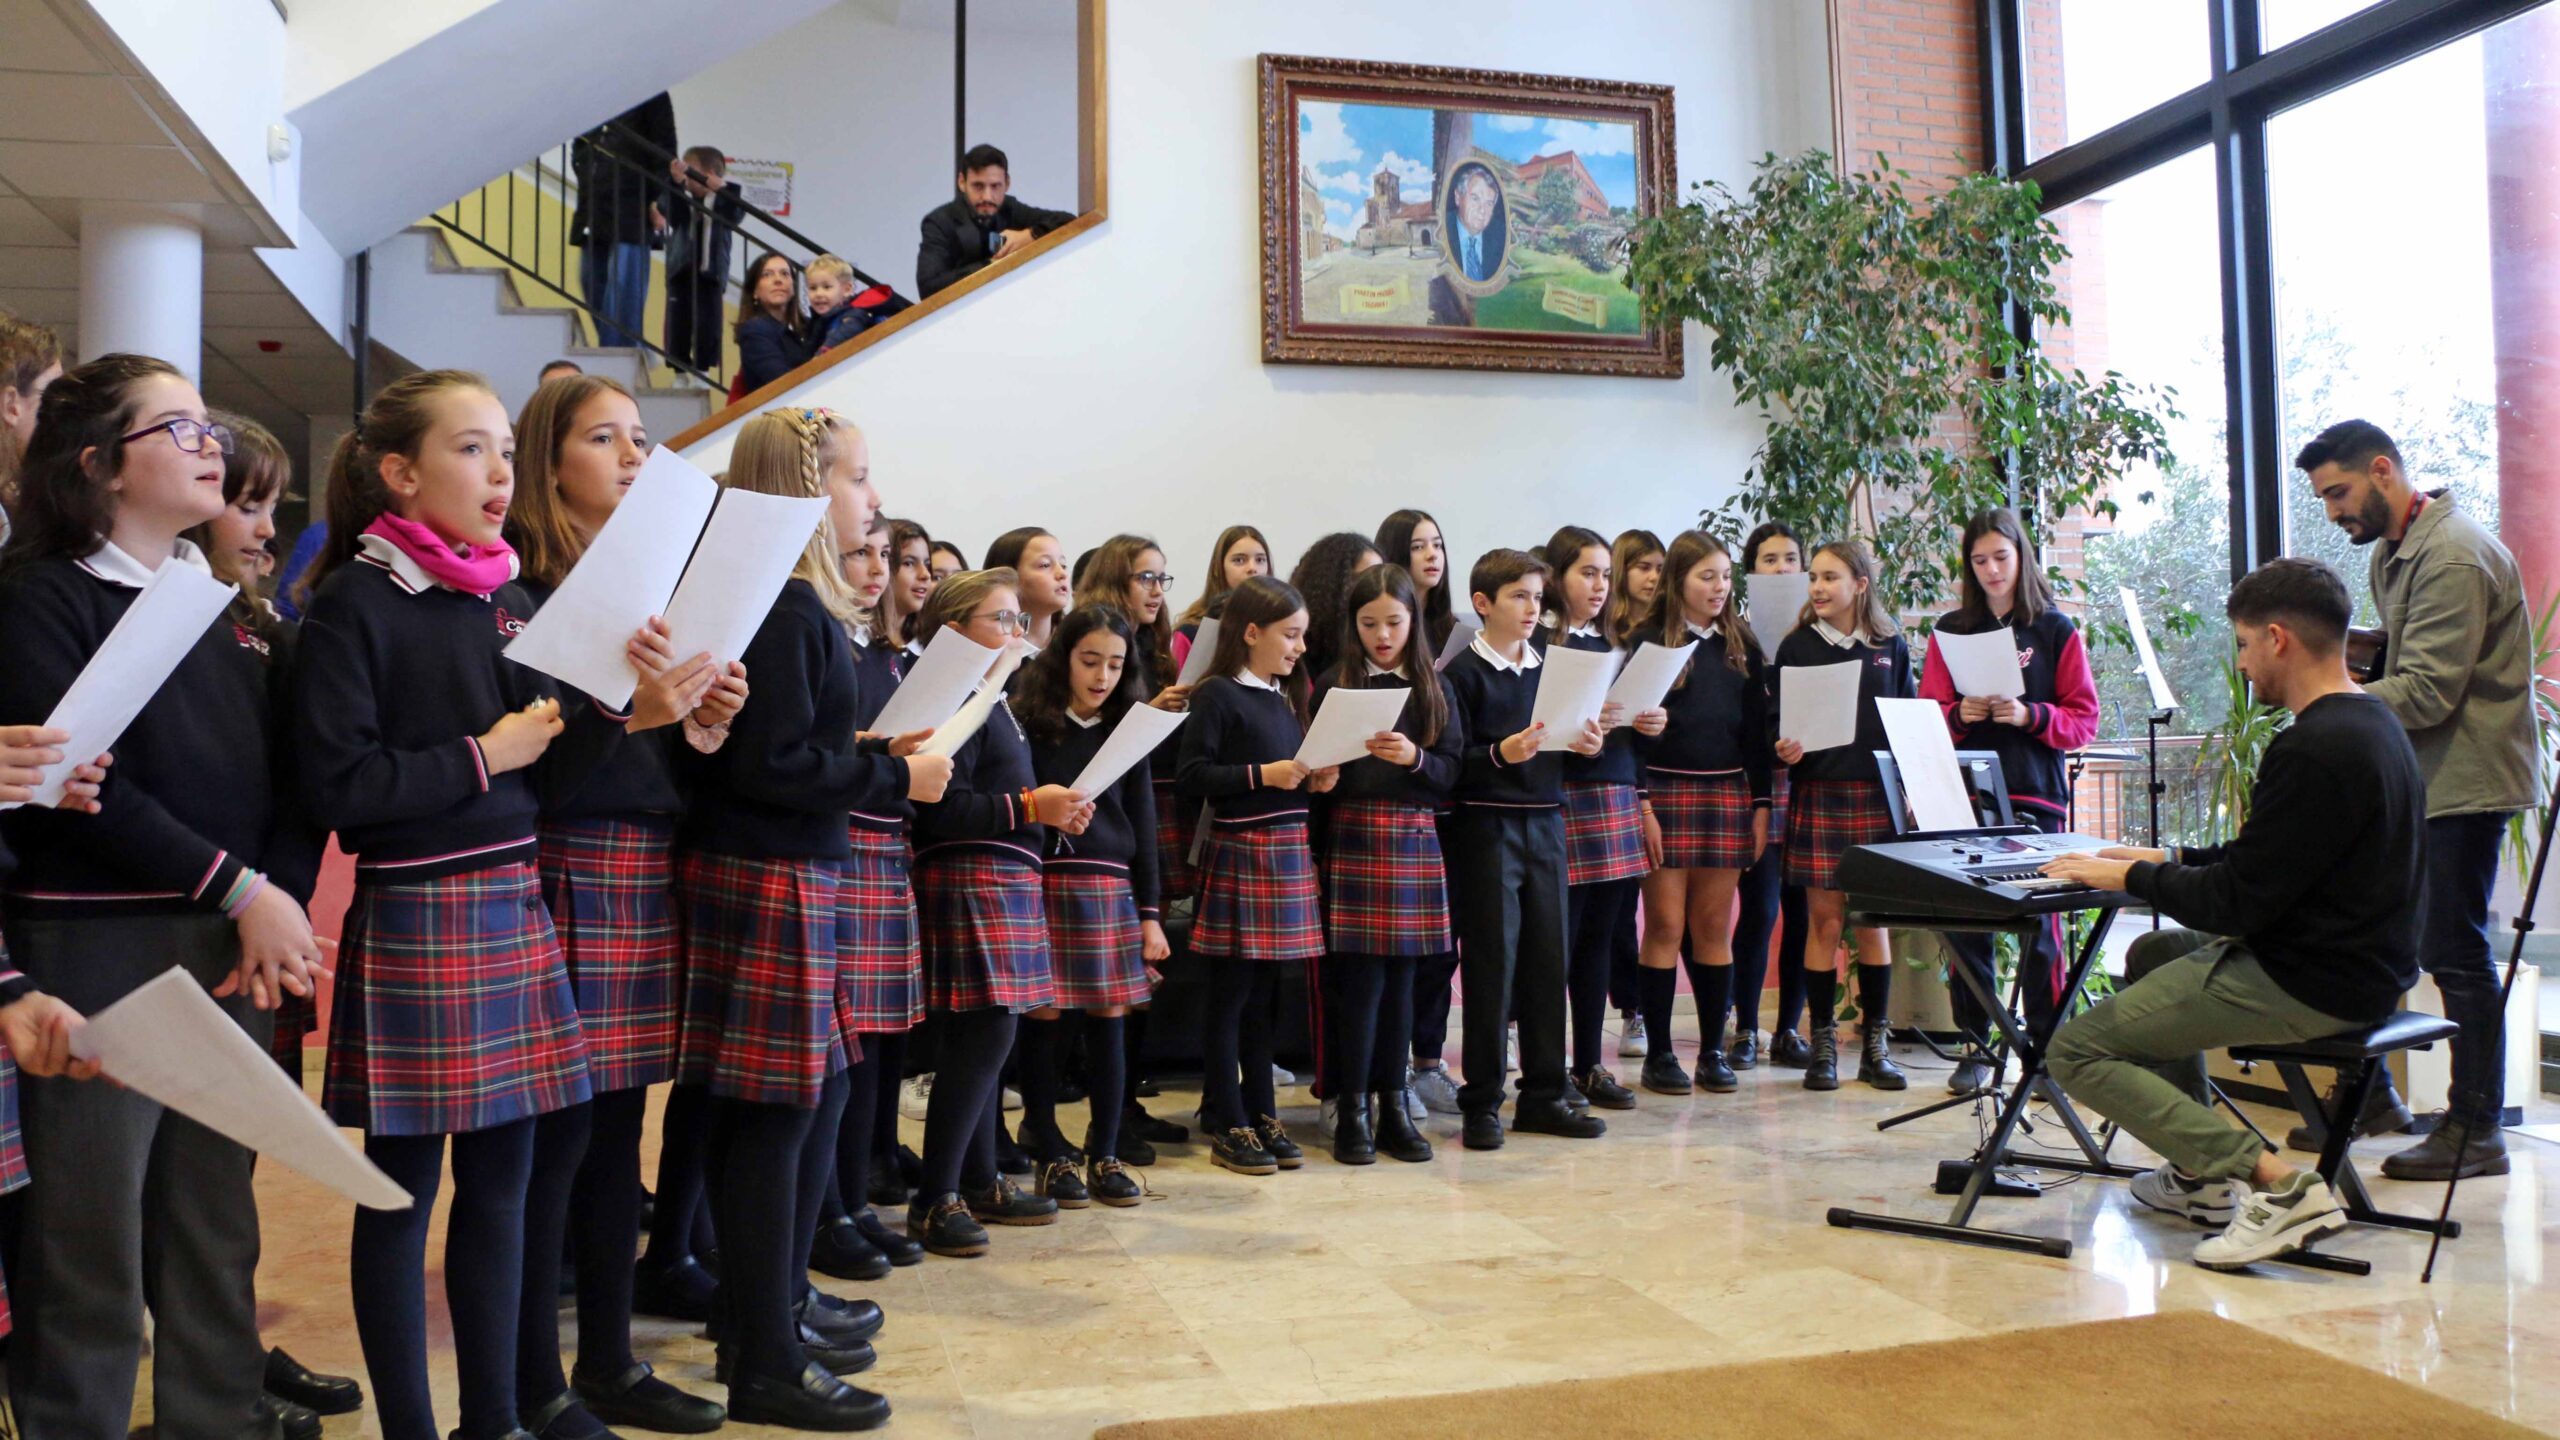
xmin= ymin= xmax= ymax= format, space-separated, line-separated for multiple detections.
xmin=1319 ymin=953 xmax=1416 ymax=1097
xmin=1202 ymin=962 xmax=1281 ymax=1132
xmin=921 ymin=1008 xmax=1017 ymax=1200
xmin=1731 ymin=842 xmax=1808 ymax=1035
xmin=1565 ymin=878 xmax=1639 ymax=1074
xmin=1017 ymin=1010 xmax=1128 ymax=1159
xmin=641 ymin=1082 xmax=711 ymax=1269
xmin=827 ymin=1042 xmax=885 ymax=1222
xmin=705 ymin=1071 xmax=843 ymax=1385
xmin=355 ymin=1118 xmax=537 ymax=1440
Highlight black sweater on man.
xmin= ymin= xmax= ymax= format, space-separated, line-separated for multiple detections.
xmin=2125 ymin=691 xmax=2426 ymax=1024
xmin=916 ymin=194 xmax=1076 ymax=297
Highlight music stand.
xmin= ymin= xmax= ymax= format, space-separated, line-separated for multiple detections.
xmin=1870 ymin=750 xmax=2023 ymax=1105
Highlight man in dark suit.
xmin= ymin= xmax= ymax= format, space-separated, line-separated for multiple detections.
xmin=1447 ymin=166 xmax=1507 ymax=285
xmin=663 ymin=146 xmax=745 ymax=374
xmin=916 ymin=143 xmax=1076 ymax=298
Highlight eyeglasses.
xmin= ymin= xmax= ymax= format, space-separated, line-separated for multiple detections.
xmin=1132 ymin=571 xmax=1175 ymax=591
xmin=969 ymin=609 xmax=1029 ymax=633
xmin=122 ymin=417 xmax=234 ymax=457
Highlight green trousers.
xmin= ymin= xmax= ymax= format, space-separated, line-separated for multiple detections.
xmin=2048 ymin=932 xmax=2357 ymax=1182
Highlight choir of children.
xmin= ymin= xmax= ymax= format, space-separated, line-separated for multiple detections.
xmin=0 ymin=354 xmax=2063 ymax=1434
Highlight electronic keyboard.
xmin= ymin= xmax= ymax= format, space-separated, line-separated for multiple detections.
xmin=1837 ymin=828 xmax=2133 ymax=922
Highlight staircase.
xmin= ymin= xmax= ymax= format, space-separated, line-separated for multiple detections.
xmin=365 ymin=227 xmax=715 ymax=440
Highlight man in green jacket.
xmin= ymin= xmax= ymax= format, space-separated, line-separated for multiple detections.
xmin=2301 ymin=419 xmax=2540 ymax=1180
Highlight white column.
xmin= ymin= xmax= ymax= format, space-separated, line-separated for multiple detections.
xmin=77 ymin=201 xmax=203 ymax=384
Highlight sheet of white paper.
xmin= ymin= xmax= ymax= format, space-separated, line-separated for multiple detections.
xmin=1531 ymin=646 xmax=1618 ymax=752
xmin=1069 ymin=704 xmax=1189 ymax=795
xmin=1434 ymin=616 xmax=1482 ymax=672
xmin=2119 ymin=587 xmax=2179 ymax=711
xmin=1297 ymin=685 xmax=1412 ymax=769
xmin=658 ymin=489 xmax=827 ymax=678
xmin=502 ymin=447 xmax=720 ymax=708
xmin=869 ymin=629 xmax=1003 ymax=737
xmin=1174 ymin=619 xmax=1221 ymax=689
xmin=1746 ymin=573 xmax=1810 ymax=664
xmin=1606 ymin=641 xmax=1698 ymax=714
xmin=1932 ymin=626 xmax=2026 ymax=700
xmin=1779 ymin=659 xmax=1864 ymax=753
xmin=6 ymin=562 xmax=234 ymax=810
xmin=68 ymin=969 xmax=411 ymax=1210
xmin=1878 ymin=697 xmax=1975 ymax=833
xmin=917 ymin=645 xmax=1030 ymax=758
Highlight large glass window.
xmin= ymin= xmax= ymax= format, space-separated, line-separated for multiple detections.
xmin=2263 ymin=0 xmax=2389 ymax=50
xmin=2269 ymin=9 xmax=2555 ymax=600
xmin=2055 ymin=148 xmax=2237 ymax=737
xmin=2024 ymin=0 xmax=2213 ymax=161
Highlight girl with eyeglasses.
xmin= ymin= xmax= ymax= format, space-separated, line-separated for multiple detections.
xmin=1178 ymin=577 xmax=1336 ymax=1177
xmin=905 ymin=568 xmax=1088 ymax=1256
xmin=0 ymin=354 xmax=322 ymax=1439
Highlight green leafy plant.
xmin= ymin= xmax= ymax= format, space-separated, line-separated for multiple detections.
xmin=1627 ymin=150 xmax=2177 ymax=612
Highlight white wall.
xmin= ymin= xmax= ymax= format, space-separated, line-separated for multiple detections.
xmin=670 ymin=4 xmax=1079 ymax=299
xmin=88 ymin=0 xmax=300 ymax=240
xmin=682 ymin=0 xmax=1835 ymax=582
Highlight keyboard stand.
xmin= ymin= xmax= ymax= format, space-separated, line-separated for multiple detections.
xmin=1826 ymin=904 xmax=2146 ymax=1259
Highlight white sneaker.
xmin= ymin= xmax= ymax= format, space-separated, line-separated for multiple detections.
xmin=1400 ymin=1067 xmax=1427 ymax=1124
xmin=2192 ymin=1172 xmax=2348 ymax=1270
xmin=1001 ymin=1084 xmax=1023 ymax=1112
xmin=1272 ymin=1063 xmax=1297 ymax=1088
xmin=1317 ymin=1097 xmax=1339 ymax=1142
xmin=1505 ymin=1025 xmax=1519 ymax=1073
xmin=1618 ymin=1014 xmax=1648 ymax=1058
xmin=1411 ymin=1064 xmax=1462 ymax=1115
xmin=2129 ymin=1163 xmax=2241 ymax=1227
xmin=897 ymin=1073 xmax=934 ymax=1121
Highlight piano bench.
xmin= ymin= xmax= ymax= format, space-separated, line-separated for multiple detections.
xmin=2228 ymin=1012 xmax=2463 ymax=1269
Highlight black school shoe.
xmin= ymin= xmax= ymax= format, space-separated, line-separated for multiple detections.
xmin=966 ymin=1175 xmax=1060 ymax=1225
xmin=1039 ymin=1156 xmax=1093 ymax=1208
xmin=1693 ymin=1051 xmax=1739 ymax=1094
xmin=1726 ymin=1029 xmax=1761 ymax=1070
xmin=1511 ymin=1097 xmax=1608 ymax=1139
xmin=260 ymin=1392 xmax=322 ymax=1440
xmin=1461 ymin=1110 xmax=1506 ymax=1151
xmin=630 ymin=1255 xmax=719 ymax=1322
xmin=1639 ymin=1053 xmax=1693 ymax=1096
xmin=713 ymin=1333 xmax=874 ymax=1383
xmin=994 ymin=1123 xmax=1036 ymax=1176
xmin=265 ymin=1348 xmax=364 ymax=1416
xmin=573 ymin=1360 xmax=726 ymax=1434
xmin=800 ymin=1290 xmax=886 ymax=1345
xmin=809 ymin=1216 xmax=892 ymax=1282
xmin=854 ymin=1210 xmax=924 ymax=1267
xmin=1573 ymin=1066 xmax=1639 ymax=1110
xmin=1210 ymin=1125 xmax=1279 ymax=1175
xmin=1088 ymin=1154 xmax=1146 ymax=1206
xmin=1769 ymin=1029 xmax=1813 ymax=1068
xmin=910 ymin=1193 xmax=990 ymax=1257
xmin=1374 ymin=1091 xmax=1435 ymax=1163
xmin=724 ymin=1360 xmax=890 ymax=1433
xmin=1127 ymin=1101 xmax=1190 ymax=1144
xmin=1256 ymin=1116 xmax=1305 ymax=1170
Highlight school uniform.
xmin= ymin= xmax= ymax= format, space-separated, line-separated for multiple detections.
xmin=1142 ymin=646 xmax=1197 ymax=908
xmin=911 ymin=688 xmax=1054 ymax=1014
xmin=1438 ymin=634 xmax=1581 ymax=1122
xmin=839 ymin=624 xmax=924 ymax=1037
xmin=1638 ymin=624 xmax=1775 ymax=867
xmin=1177 ymin=673 xmax=1323 ymax=962
xmin=1032 ymin=711 xmax=1158 ymax=1010
xmin=1310 ymin=664 xmax=1458 ymax=1111
xmin=1775 ymin=621 xmax=1915 ymax=891
xmin=0 ymin=540 xmax=312 ymax=1439
xmin=1918 ymin=606 xmax=2099 ymax=1039
xmin=1554 ymin=626 xmax=1651 ymax=1084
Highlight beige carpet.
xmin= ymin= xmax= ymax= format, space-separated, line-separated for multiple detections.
xmin=1093 ymin=1311 xmax=2540 ymax=1439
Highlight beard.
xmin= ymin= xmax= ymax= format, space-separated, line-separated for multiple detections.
xmin=2338 ymin=489 xmax=2394 ymax=546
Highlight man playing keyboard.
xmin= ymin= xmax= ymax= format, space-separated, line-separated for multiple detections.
xmin=2039 ymin=558 xmax=2426 ymax=1270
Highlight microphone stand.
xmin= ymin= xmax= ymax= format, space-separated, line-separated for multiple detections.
xmin=2421 ymin=744 xmax=2560 ymax=1283
xmin=2144 ymin=707 xmax=2175 ymax=930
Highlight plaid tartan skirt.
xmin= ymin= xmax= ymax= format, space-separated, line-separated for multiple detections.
xmin=268 ymin=988 xmax=316 ymax=1080
xmin=0 ymin=1054 xmax=24 ymax=1197
xmin=675 ymin=852 xmax=854 ymax=1107
xmin=1153 ymin=777 xmax=1197 ymax=904
xmin=1785 ymin=778 xmax=1897 ymax=891
xmin=1647 ymin=767 xmax=1760 ymax=870
xmin=1563 ymin=782 xmax=1652 ymax=885
xmin=1768 ymin=765 xmax=1792 ymax=843
xmin=1192 ymin=818 xmax=1324 ymax=962
xmin=324 ymin=862 xmax=592 ymax=1136
xmin=1322 ymin=800 xmax=1452 ymax=957
xmin=837 ymin=825 xmax=924 ymax=1034
xmin=917 ymin=849 xmax=1054 ymax=1013
xmin=1041 ymin=866 xmax=1150 ymax=1009
xmin=538 ymin=818 xmax=683 ymax=1093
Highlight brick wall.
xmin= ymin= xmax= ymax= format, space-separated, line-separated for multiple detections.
xmin=1827 ymin=0 xmax=1983 ymax=192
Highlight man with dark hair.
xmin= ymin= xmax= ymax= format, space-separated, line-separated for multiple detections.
xmin=2040 ymin=557 xmax=2427 ymax=1270
xmin=536 ymin=359 xmax=583 ymax=386
xmin=2300 ymin=418 xmax=2536 ymax=1180
xmin=663 ymin=145 xmax=745 ymax=374
xmin=916 ymin=143 xmax=1075 ymax=298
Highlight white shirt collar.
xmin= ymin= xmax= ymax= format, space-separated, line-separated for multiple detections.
xmin=1470 ymin=631 xmax=1542 ymax=674
xmin=78 ymin=537 xmax=213 ymax=589
xmin=1687 ymin=620 xmax=1721 ymax=643
xmin=1232 ymin=668 xmax=1281 ymax=692
xmin=353 ymin=531 xmax=517 ymax=597
xmin=850 ymin=621 xmax=873 ymax=648
xmin=1813 ymin=618 xmax=1865 ymax=649
xmin=1067 ymin=708 xmax=1104 ymax=729
xmin=1567 ymin=621 xmax=1602 ymax=640
xmin=1363 ymin=659 xmax=1400 ymax=678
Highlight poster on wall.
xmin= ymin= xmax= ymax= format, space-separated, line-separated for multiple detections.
xmin=1257 ymin=54 xmax=1680 ymax=378
xmin=727 ymin=157 xmax=794 ymax=217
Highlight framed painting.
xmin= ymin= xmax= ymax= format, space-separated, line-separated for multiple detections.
xmin=1257 ymin=53 xmax=1680 ymax=378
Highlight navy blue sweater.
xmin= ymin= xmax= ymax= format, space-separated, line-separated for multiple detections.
xmin=1554 ymin=628 xmax=1642 ymax=788
xmin=847 ymin=626 xmax=914 ymax=833
xmin=1031 ymin=712 xmax=1163 ymax=918
xmin=518 ymin=576 xmax=687 ymax=826
xmin=1308 ymin=667 xmax=1461 ymax=808
xmin=1773 ymin=626 xmax=1915 ymax=787
xmin=1636 ymin=633 xmax=1775 ymax=805
xmin=0 ymin=554 xmax=313 ymax=914
xmin=912 ymin=687 xmax=1046 ymax=871
xmin=1441 ymin=643 xmax=1563 ymax=809
xmin=682 ymin=579 xmax=908 ymax=861
xmin=1176 ymin=675 xmax=1310 ymax=829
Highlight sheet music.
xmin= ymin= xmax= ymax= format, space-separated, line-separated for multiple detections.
xmin=7 ymin=561 xmax=234 ymax=810
xmin=1778 ymin=659 xmax=1863 ymax=753
xmin=870 ymin=629 xmax=1003 ymax=737
xmin=659 ymin=489 xmax=828 ymax=679
xmin=1174 ymin=619 xmax=1221 ymax=688
xmin=1745 ymin=573 xmax=1809 ymax=664
xmin=916 ymin=642 xmax=1031 ymax=758
xmin=2119 ymin=587 xmax=2179 ymax=711
xmin=1878 ymin=697 xmax=1976 ymax=832
xmin=1931 ymin=626 xmax=2026 ymax=700
xmin=1606 ymin=641 xmax=1697 ymax=714
xmin=1530 ymin=645 xmax=1617 ymax=752
xmin=502 ymin=446 xmax=720 ymax=708
xmin=1434 ymin=616 xmax=1482 ymax=672
xmin=1068 ymin=704 xmax=1188 ymax=795
xmin=1297 ymin=685 xmax=1411 ymax=769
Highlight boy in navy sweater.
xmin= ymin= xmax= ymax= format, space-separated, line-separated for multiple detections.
xmin=1437 ymin=550 xmax=1608 ymax=1151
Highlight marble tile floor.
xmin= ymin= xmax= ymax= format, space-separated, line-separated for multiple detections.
xmin=237 ymin=1020 xmax=2560 ymax=1440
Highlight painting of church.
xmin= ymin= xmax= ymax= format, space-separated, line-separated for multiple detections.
xmin=1354 ymin=165 xmax=1440 ymax=250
